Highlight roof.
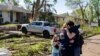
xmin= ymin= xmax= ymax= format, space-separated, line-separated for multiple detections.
xmin=0 ymin=4 xmax=31 ymax=14
xmin=53 ymin=14 xmax=66 ymax=18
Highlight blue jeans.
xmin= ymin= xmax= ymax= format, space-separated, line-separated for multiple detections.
xmin=74 ymin=47 xmax=80 ymax=56
xmin=52 ymin=53 xmax=59 ymax=56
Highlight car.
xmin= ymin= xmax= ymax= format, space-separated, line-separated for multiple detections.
xmin=21 ymin=21 xmax=59 ymax=38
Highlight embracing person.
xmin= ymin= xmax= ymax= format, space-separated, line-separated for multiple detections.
xmin=51 ymin=21 xmax=84 ymax=56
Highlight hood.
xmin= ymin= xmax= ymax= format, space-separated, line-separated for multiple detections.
xmin=21 ymin=24 xmax=29 ymax=26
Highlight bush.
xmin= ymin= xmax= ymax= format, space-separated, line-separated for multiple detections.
xmin=82 ymin=25 xmax=100 ymax=38
xmin=4 ymin=21 xmax=10 ymax=24
xmin=58 ymin=20 xmax=64 ymax=27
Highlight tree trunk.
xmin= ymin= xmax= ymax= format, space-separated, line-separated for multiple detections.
xmin=32 ymin=0 xmax=45 ymax=21
xmin=44 ymin=0 xmax=47 ymax=21
xmin=79 ymin=4 xmax=84 ymax=19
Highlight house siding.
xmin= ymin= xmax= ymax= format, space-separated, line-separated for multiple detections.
xmin=0 ymin=4 xmax=32 ymax=23
xmin=2 ymin=11 xmax=10 ymax=23
xmin=2 ymin=11 xmax=17 ymax=23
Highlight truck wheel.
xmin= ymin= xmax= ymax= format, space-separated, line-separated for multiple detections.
xmin=43 ymin=31 xmax=50 ymax=38
xmin=22 ymin=27 xmax=27 ymax=34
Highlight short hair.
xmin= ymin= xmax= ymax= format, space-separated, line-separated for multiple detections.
xmin=66 ymin=21 xmax=74 ymax=27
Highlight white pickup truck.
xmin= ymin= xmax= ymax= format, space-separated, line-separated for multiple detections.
xmin=21 ymin=21 xmax=59 ymax=37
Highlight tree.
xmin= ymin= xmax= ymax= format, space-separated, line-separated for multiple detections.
xmin=42 ymin=0 xmax=57 ymax=21
xmin=39 ymin=12 xmax=55 ymax=22
xmin=24 ymin=0 xmax=32 ymax=10
xmin=0 ymin=0 xmax=19 ymax=6
xmin=31 ymin=0 xmax=45 ymax=20
xmin=65 ymin=0 xmax=88 ymax=19
xmin=89 ymin=0 xmax=100 ymax=22
xmin=30 ymin=0 xmax=57 ymax=21
xmin=87 ymin=5 xmax=94 ymax=23
xmin=0 ymin=0 xmax=5 ymax=4
xmin=12 ymin=0 xmax=19 ymax=6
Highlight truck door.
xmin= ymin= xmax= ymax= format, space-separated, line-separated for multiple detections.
xmin=35 ymin=22 xmax=43 ymax=33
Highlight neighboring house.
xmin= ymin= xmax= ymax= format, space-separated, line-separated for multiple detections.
xmin=54 ymin=14 xmax=66 ymax=22
xmin=0 ymin=4 xmax=32 ymax=24
xmin=54 ymin=13 xmax=75 ymax=23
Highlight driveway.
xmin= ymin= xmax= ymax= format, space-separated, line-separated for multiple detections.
xmin=81 ymin=35 xmax=100 ymax=56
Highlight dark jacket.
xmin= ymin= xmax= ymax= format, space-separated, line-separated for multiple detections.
xmin=69 ymin=25 xmax=84 ymax=47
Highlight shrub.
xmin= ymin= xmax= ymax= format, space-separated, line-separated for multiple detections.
xmin=58 ymin=20 xmax=64 ymax=27
xmin=81 ymin=25 xmax=100 ymax=38
xmin=4 ymin=21 xmax=10 ymax=24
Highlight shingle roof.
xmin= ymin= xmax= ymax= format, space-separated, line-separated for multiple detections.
xmin=0 ymin=4 xmax=31 ymax=14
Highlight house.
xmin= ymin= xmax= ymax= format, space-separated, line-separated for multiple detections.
xmin=54 ymin=15 xmax=65 ymax=21
xmin=53 ymin=14 xmax=66 ymax=22
xmin=0 ymin=4 xmax=32 ymax=24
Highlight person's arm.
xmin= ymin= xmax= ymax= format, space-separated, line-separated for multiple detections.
xmin=51 ymin=34 xmax=59 ymax=46
xmin=66 ymin=28 xmax=76 ymax=39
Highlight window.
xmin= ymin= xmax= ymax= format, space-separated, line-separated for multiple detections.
xmin=0 ymin=11 xmax=2 ymax=17
xmin=36 ymin=22 xmax=42 ymax=26
xmin=0 ymin=18 xmax=3 ymax=23
xmin=31 ymin=22 xmax=36 ymax=25
xmin=44 ymin=23 xmax=51 ymax=26
xmin=31 ymin=22 xmax=42 ymax=26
